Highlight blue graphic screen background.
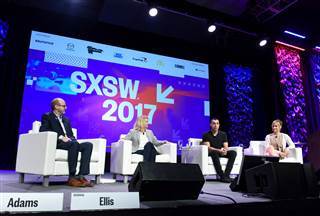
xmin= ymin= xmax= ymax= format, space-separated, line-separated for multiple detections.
xmin=19 ymin=31 xmax=210 ymax=147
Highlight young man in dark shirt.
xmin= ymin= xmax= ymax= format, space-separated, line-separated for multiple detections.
xmin=202 ymin=118 xmax=237 ymax=183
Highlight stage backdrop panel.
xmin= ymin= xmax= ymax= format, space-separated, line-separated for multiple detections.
xmin=19 ymin=31 xmax=210 ymax=147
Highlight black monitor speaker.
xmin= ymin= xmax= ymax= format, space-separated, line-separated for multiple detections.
xmin=245 ymin=162 xmax=319 ymax=199
xmin=230 ymin=155 xmax=279 ymax=192
xmin=128 ymin=162 xmax=205 ymax=201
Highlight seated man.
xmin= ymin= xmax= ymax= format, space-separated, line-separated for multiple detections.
xmin=40 ymin=98 xmax=93 ymax=187
xmin=202 ymin=118 xmax=237 ymax=183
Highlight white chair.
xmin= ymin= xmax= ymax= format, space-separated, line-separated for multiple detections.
xmin=181 ymin=138 xmax=243 ymax=176
xmin=244 ymin=140 xmax=303 ymax=164
xmin=110 ymin=135 xmax=177 ymax=183
xmin=16 ymin=121 xmax=107 ymax=186
xmin=243 ymin=141 xmax=267 ymax=156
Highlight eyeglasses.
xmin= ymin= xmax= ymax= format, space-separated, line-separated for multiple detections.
xmin=58 ymin=104 xmax=67 ymax=108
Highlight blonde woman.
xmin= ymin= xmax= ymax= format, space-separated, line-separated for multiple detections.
xmin=265 ymin=119 xmax=295 ymax=159
xmin=124 ymin=115 xmax=166 ymax=162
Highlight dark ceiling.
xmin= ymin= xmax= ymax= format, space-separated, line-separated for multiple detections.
xmin=2 ymin=0 xmax=320 ymax=49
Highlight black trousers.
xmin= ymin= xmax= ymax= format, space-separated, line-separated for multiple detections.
xmin=208 ymin=150 xmax=237 ymax=178
xmin=57 ymin=139 xmax=93 ymax=177
xmin=133 ymin=142 xmax=159 ymax=162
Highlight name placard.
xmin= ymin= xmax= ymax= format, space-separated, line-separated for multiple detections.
xmin=0 ymin=193 xmax=63 ymax=212
xmin=70 ymin=192 xmax=140 ymax=210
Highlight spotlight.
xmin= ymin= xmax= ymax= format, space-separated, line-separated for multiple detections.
xmin=149 ymin=7 xmax=158 ymax=17
xmin=259 ymin=39 xmax=267 ymax=47
xmin=208 ymin=25 xmax=216 ymax=33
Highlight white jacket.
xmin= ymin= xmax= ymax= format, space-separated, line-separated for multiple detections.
xmin=265 ymin=133 xmax=295 ymax=150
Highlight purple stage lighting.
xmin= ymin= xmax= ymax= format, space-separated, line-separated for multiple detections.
xmin=224 ymin=64 xmax=253 ymax=147
xmin=0 ymin=19 xmax=9 ymax=57
xmin=274 ymin=44 xmax=308 ymax=142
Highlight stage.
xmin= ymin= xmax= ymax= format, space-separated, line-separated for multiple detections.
xmin=1 ymin=170 xmax=269 ymax=209
xmin=1 ymin=170 xmax=320 ymax=215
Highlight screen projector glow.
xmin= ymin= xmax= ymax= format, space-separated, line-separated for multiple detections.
xmin=19 ymin=31 xmax=210 ymax=146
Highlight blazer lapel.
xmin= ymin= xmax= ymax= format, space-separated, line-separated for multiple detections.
xmin=50 ymin=112 xmax=65 ymax=134
xmin=281 ymin=134 xmax=286 ymax=150
xmin=137 ymin=131 xmax=141 ymax=144
xmin=146 ymin=131 xmax=152 ymax=142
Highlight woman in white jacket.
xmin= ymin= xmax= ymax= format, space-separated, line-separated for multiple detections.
xmin=265 ymin=119 xmax=295 ymax=159
xmin=124 ymin=115 xmax=166 ymax=162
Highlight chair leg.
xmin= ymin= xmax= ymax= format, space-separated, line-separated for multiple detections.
xmin=95 ymin=175 xmax=101 ymax=184
xmin=123 ymin=175 xmax=128 ymax=184
xmin=19 ymin=173 xmax=25 ymax=183
xmin=42 ymin=176 xmax=49 ymax=187
xmin=112 ymin=174 xmax=117 ymax=180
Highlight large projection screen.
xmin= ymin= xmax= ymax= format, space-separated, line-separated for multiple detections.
xmin=19 ymin=31 xmax=210 ymax=146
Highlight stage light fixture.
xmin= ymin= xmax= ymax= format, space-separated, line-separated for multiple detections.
xmin=208 ymin=25 xmax=216 ymax=33
xmin=149 ymin=7 xmax=158 ymax=17
xmin=259 ymin=39 xmax=267 ymax=47
xmin=275 ymin=40 xmax=305 ymax=51
xmin=284 ymin=30 xmax=306 ymax=39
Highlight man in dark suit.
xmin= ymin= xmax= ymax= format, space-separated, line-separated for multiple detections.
xmin=40 ymin=98 xmax=93 ymax=187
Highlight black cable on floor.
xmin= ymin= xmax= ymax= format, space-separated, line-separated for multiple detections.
xmin=200 ymin=191 xmax=237 ymax=204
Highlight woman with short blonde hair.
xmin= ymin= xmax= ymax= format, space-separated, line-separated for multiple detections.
xmin=265 ymin=119 xmax=295 ymax=159
xmin=124 ymin=115 xmax=166 ymax=162
xmin=134 ymin=115 xmax=148 ymax=131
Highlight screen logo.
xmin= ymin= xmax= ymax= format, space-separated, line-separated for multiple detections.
xmin=87 ymin=46 xmax=103 ymax=54
xmin=114 ymin=52 xmax=123 ymax=59
xmin=66 ymin=43 xmax=75 ymax=51
xmin=35 ymin=40 xmax=54 ymax=45
xmin=195 ymin=68 xmax=205 ymax=72
xmin=174 ymin=64 xmax=185 ymax=69
xmin=132 ymin=57 xmax=148 ymax=63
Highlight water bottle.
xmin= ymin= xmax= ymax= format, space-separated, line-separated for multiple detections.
xmin=177 ymin=140 xmax=183 ymax=151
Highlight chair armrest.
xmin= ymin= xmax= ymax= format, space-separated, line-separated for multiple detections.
xmin=229 ymin=146 xmax=243 ymax=164
xmin=157 ymin=142 xmax=177 ymax=163
xmin=16 ymin=132 xmax=57 ymax=175
xmin=77 ymin=138 xmax=107 ymax=174
xmin=288 ymin=147 xmax=303 ymax=164
xmin=110 ymin=140 xmax=133 ymax=175
xmin=244 ymin=147 xmax=253 ymax=155
xmin=244 ymin=144 xmax=263 ymax=155
xmin=77 ymin=138 xmax=106 ymax=153
xmin=72 ymin=128 xmax=77 ymax=139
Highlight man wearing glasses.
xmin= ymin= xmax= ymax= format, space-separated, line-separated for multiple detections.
xmin=40 ymin=98 xmax=93 ymax=187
